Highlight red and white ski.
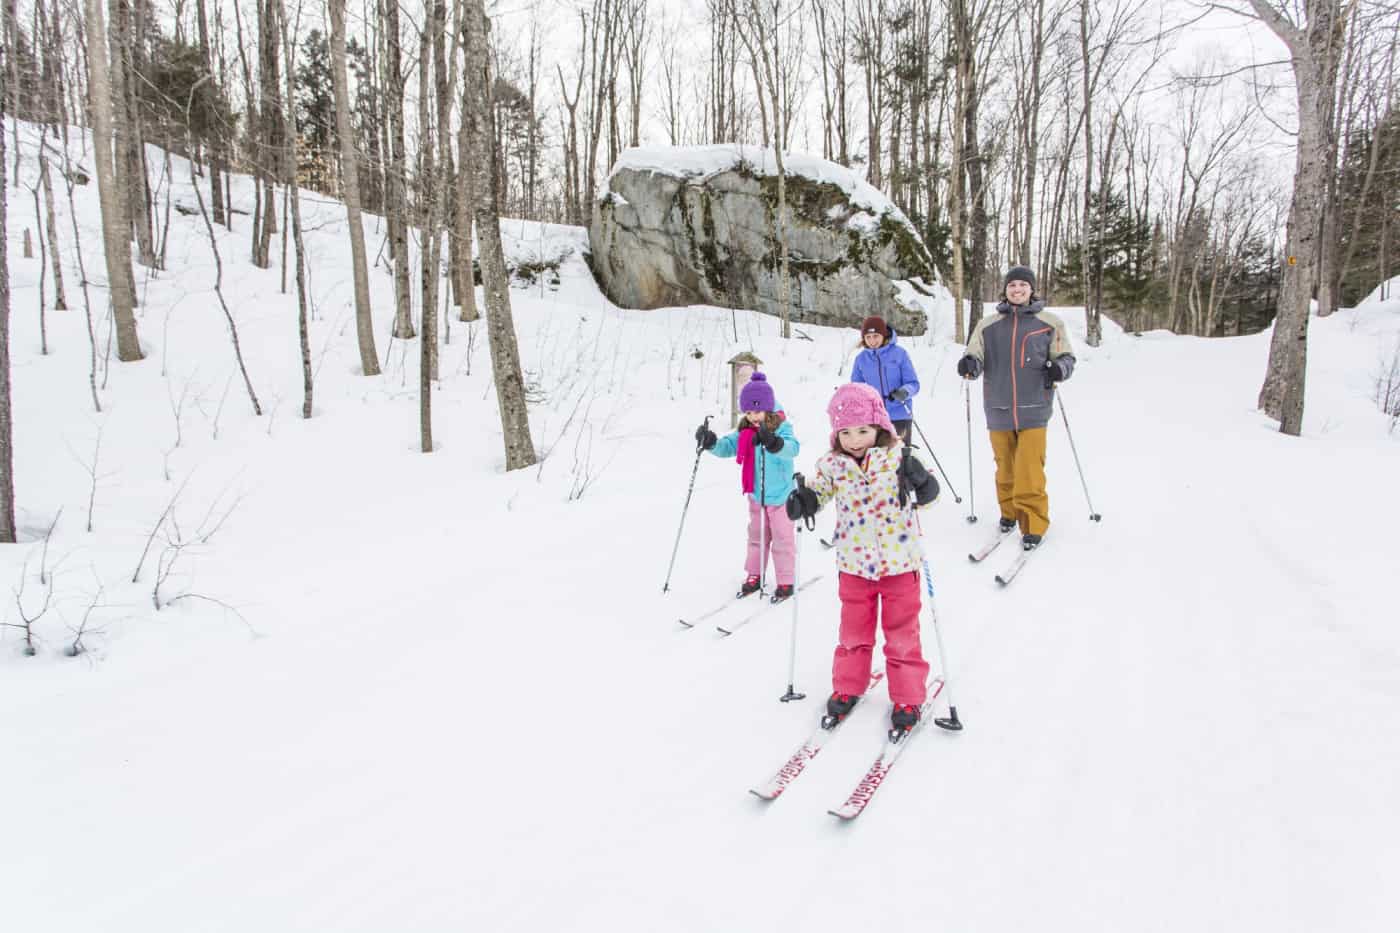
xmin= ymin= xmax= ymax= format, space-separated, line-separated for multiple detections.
xmin=748 ymin=670 xmax=886 ymax=801
xmin=828 ymin=676 xmax=947 ymax=821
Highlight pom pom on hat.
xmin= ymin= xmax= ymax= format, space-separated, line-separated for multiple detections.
xmin=739 ymin=371 xmax=776 ymax=412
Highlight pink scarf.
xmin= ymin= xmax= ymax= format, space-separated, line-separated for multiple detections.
xmin=735 ymin=426 xmax=759 ymax=495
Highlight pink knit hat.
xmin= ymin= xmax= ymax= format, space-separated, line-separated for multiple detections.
xmin=827 ymin=382 xmax=897 ymax=447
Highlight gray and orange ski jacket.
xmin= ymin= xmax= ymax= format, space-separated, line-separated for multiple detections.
xmin=965 ymin=300 xmax=1076 ymax=432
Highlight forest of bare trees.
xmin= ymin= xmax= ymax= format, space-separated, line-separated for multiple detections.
xmin=0 ymin=0 xmax=1398 ymax=540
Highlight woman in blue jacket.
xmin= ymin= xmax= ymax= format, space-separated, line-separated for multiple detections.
xmin=851 ymin=316 xmax=920 ymax=442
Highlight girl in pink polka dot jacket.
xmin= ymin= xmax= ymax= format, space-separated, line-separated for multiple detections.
xmin=785 ymin=382 xmax=940 ymax=733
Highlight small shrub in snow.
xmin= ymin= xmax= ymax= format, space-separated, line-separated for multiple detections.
xmin=1374 ymin=339 xmax=1400 ymax=432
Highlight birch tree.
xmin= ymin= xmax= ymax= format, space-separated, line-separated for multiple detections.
xmin=463 ymin=0 xmax=536 ymax=469
xmin=329 ymin=0 xmax=381 ymax=375
xmin=83 ymin=0 xmax=142 ymax=361
xmin=0 ymin=68 xmax=14 ymax=542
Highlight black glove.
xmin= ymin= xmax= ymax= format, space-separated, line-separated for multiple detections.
xmin=897 ymin=452 xmax=940 ymax=508
xmin=887 ymin=387 xmax=910 ymax=402
xmin=695 ymin=423 xmax=717 ymax=450
xmin=957 ymin=356 xmax=982 ymax=379
xmin=756 ymin=424 xmax=784 ymax=454
xmin=786 ymin=485 xmax=820 ymax=521
xmin=1043 ymin=358 xmax=1067 ymax=389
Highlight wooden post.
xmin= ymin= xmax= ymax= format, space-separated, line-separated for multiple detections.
xmin=728 ymin=351 xmax=763 ymax=428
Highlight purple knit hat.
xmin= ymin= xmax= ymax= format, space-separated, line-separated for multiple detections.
xmin=739 ymin=372 xmax=776 ymax=412
xmin=827 ymin=382 xmax=897 ymax=447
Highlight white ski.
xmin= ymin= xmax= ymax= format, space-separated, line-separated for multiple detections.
xmin=677 ymin=591 xmax=762 ymax=629
xmin=994 ymin=543 xmax=1039 ymax=586
xmin=716 ymin=574 xmax=825 ymax=636
xmin=968 ymin=526 xmax=1014 ymax=563
xmin=748 ymin=670 xmax=887 ymax=801
xmin=828 ymin=677 xmax=947 ymax=821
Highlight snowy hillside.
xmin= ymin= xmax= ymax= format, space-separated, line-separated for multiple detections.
xmin=3 ymin=120 xmax=1399 ymax=932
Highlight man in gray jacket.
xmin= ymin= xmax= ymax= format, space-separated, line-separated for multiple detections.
xmin=957 ymin=266 xmax=1076 ymax=550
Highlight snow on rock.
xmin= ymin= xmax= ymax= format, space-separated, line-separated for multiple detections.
xmin=591 ymin=144 xmax=937 ymax=334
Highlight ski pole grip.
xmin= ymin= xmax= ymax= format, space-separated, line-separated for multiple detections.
xmin=793 ymin=473 xmax=815 ymax=530
xmin=695 ymin=414 xmax=712 ymax=453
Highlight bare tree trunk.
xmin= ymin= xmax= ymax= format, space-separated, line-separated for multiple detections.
xmin=38 ymin=154 xmax=66 ymax=309
xmin=382 ymin=0 xmax=414 ymax=338
xmin=83 ymin=0 xmax=142 ymax=361
xmin=278 ymin=0 xmax=314 ymax=415
xmin=961 ymin=0 xmax=988 ymax=327
xmin=464 ymin=0 xmax=536 ymax=470
xmin=329 ymin=0 xmax=381 ymax=375
xmin=1018 ymin=0 xmax=1048 ymax=264
xmin=855 ymin=0 xmax=885 ymax=187
xmin=733 ymin=0 xmax=793 ymax=335
xmin=418 ymin=0 xmax=444 ymax=450
xmin=557 ymin=59 xmax=584 ymax=226
xmin=456 ymin=73 xmax=480 ymax=321
xmin=1252 ymin=0 xmax=1343 ymax=436
xmin=1079 ymin=0 xmax=1102 ymax=346
xmin=108 ymin=0 xmax=156 ymax=270
xmin=185 ymin=133 xmax=263 ymax=417
xmin=195 ymin=0 xmax=225 ymax=225
xmin=0 ymin=71 xmax=15 ymax=541
xmin=583 ymin=0 xmax=621 ymax=215
xmin=948 ymin=1 xmax=968 ymax=344
xmin=251 ymin=0 xmax=282 ymax=268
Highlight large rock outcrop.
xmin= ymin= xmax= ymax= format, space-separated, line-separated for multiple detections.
xmin=588 ymin=145 xmax=937 ymax=334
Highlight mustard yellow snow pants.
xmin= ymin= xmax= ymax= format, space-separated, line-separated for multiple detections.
xmin=989 ymin=428 xmax=1050 ymax=536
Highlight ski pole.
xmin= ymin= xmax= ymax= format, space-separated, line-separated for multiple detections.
xmin=1055 ymin=391 xmax=1102 ymax=522
xmin=758 ymin=438 xmax=768 ymax=595
xmin=780 ymin=475 xmax=814 ymax=704
xmin=921 ymin=555 xmax=963 ymax=731
xmin=964 ymin=380 xmax=977 ymax=524
xmin=663 ymin=415 xmax=711 ymax=593
xmin=911 ymin=417 xmax=962 ymax=504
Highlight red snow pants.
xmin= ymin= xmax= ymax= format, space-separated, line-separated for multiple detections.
xmin=832 ymin=571 xmax=929 ymax=707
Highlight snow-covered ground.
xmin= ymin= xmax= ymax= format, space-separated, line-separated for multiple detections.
xmin=3 ymin=122 xmax=1398 ymax=931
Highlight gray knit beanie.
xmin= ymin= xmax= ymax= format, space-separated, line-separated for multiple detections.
xmin=1004 ymin=265 xmax=1036 ymax=289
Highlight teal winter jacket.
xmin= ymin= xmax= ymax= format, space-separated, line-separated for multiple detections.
xmin=709 ymin=409 xmax=800 ymax=507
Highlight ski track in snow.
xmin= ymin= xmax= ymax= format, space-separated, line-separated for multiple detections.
xmin=2 ymin=120 xmax=1399 ymax=931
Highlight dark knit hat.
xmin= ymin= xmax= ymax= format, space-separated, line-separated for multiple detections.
xmin=739 ymin=372 xmax=776 ymax=412
xmin=1004 ymin=266 xmax=1036 ymax=289
xmin=861 ymin=316 xmax=890 ymax=338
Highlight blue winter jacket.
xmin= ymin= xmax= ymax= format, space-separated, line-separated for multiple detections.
xmin=850 ymin=330 xmax=921 ymax=422
xmin=709 ymin=407 xmax=800 ymax=507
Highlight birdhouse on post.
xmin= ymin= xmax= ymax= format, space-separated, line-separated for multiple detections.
xmin=728 ymin=352 xmax=763 ymax=428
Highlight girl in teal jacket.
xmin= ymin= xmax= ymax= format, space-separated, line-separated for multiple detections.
xmin=693 ymin=373 xmax=801 ymax=602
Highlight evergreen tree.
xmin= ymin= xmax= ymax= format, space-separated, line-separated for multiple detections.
xmin=1336 ymin=107 xmax=1400 ymax=305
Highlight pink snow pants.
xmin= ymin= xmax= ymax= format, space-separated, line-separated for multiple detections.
xmin=746 ymin=498 xmax=796 ymax=586
xmin=833 ymin=571 xmax=929 ymax=706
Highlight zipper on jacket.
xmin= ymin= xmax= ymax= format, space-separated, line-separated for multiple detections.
xmin=1010 ymin=312 xmax=1020 ymax=430
xmin=1021 ymin=325 xmax=1052 ymax=402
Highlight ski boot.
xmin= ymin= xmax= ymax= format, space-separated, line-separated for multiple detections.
xmin=1021 ymin=533 xmax=1043 ymax=551
xmin=889 ymin=703 xmax=921 ymax=741
xmin=821 ymin=692 xmax=860 ymax=730
xmin=736 ymin=575 xmax=762 ymax=598
xmin=769 ymin=584 xmax=794 ymax=604
xmin=999 ymin=516 xmax=1018 ymax=534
